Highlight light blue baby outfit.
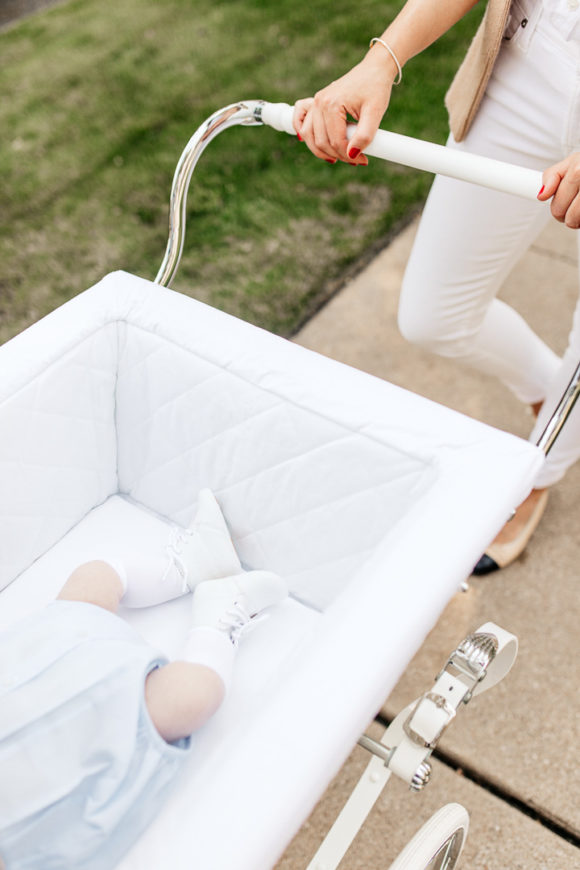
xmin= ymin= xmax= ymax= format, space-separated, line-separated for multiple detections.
xmin=0 ymin=601 xmax=191 ymax=869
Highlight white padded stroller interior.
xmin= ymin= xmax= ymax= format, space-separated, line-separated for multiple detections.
xmin=116 ymin=322 xmax=437 ymax=610
xmin=0 ymin=271 xmax=544 ymax=870
xmin=0 ymin=325 xmax=118 ymax=590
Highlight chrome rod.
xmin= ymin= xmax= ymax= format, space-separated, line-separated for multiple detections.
xmin=536 ymin=359 xmax=580 ymax=455
xmin=357 ymin=733 xmax=392 ymax=764
xmin=154 ymin=101 xmax=266 ymax=287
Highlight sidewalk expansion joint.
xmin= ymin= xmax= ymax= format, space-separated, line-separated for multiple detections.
xmin=375 ymin=714 xmax=580 ymax=850
xmin=529 ymin=243 xmax=577 ymax=268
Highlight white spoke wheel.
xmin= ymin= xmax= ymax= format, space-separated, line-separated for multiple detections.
xmin=388 ymin=803 xmax=469 ymax=870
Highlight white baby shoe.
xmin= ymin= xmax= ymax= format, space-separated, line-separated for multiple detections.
xmin=191 ymin=570 xmax=288 ymax=645
xmin=167 ymin=489 xmax=242 ymax=591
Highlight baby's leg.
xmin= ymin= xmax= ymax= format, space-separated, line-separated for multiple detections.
xmin=56 ymin=562 xmax=225 ymax=741
xmin=57 ymin=560 xmax=124 ymax=613
xmin=146 ymin=570 xmax=288 ymax=742
xmin=145 ymin=662 xmax=225 ymax=742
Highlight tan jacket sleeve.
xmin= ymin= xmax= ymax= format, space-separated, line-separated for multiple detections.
xmin=445 ymin=0 xmax=512 ymax=141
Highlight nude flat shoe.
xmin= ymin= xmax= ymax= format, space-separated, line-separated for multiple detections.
xmin=472 ymin=489 xmax=549 ymax=575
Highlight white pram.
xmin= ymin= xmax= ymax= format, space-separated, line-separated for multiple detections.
xmin=1 ymin=102 xmax=573 ymax=870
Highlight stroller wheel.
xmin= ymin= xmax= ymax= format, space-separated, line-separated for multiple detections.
xmin=388 ymin=803 xmax=469 ymax=870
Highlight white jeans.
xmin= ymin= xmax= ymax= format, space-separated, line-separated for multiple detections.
xmin=399 ymin=0 xmax=580 ymax=487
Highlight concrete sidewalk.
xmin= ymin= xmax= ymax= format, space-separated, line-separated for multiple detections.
xmin=277 ymin=217 xmax=580 ymax=868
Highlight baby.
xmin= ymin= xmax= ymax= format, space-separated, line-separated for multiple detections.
xmin=0 ymin=490 xmax=287 ymax=869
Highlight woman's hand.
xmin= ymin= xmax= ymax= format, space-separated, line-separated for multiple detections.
xmin=538 ymin=153 xmax=580 ymax=228
xmin=293 ymin=48 xmax=399 ymax=166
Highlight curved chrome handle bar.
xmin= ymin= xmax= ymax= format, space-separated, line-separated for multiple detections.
xmin=154 ymin=100 xmax=266 ymax=288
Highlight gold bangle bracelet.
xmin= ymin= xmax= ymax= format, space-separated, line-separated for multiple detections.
xmin=369 ymin=37 xmax=403 ymax=84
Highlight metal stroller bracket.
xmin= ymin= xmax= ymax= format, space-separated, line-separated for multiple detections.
xmin=305 ymin=623 xmax=517 ymax=870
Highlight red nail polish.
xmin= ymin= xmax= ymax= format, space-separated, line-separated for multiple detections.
xmin=538 ymin=185 xmax=545 ymax=197
xmin=348 ymin=147 xmax=361 ymax=160
xmin=325 ymin=159 xmax=335 ymax=164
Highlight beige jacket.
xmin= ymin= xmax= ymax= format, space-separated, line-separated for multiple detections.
xmin=445 ymin=0 xmax=512 ymax=141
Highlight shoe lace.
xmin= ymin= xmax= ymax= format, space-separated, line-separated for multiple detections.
xmin=164 ymin=526 xmax=193 ymax=591
xmin=219 ymin=600 xmax=268 ymax=646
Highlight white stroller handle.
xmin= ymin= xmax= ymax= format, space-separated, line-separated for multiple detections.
xmin=260 ymin=101 xmax=544 ymax=201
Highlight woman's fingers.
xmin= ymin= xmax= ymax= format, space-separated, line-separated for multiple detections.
xmin=293 ymin=52 xmax=395 ymax=166
xmin=294 ymin=98 xmax=361 ymax=164
xmin=293 ymin=98 xmax=313 ymax=136
xmin=562 ymin=193 xmax=580 ymax=229
xmin=295 ymin=99 xmax=340 ymax=162
xmin=311 ymin=98 xmax=347 ymax=162
xmin=538 ymin=154 xmax=580 ymax=227
xmin=537 ymin=165 xmax=564 ymax=201
xmin=551 ymin=175 xmax=578 ymax=224
xmin=552 ymin=173 xmax=580 ymax=227
xmin=293 ymin=96 xmax=375 ymax=165
xmin=318 ymin=99 xmax=352 ymax=161
xmin=299 ymin=108 xmax=341 ymax=162
xmin=347 ymin=95 xmax=392 ymax=161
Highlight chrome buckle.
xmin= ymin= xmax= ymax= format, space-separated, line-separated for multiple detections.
xmin=437 ymin=632 xmax=499 ymax=702
xmin=403 ymin=691 xmax=457 ymax=749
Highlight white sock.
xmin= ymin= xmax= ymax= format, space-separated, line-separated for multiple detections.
xmin=102 ymin=558 xmax=128 ymax=593
xmin=109 ymin=554 xmax=188 ymax=608
xmin=181 ymin=627 xmax=236 ymax=694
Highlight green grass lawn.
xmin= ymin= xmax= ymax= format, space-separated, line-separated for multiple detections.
xmin=0 ymin=0 xmax=483 ymax=342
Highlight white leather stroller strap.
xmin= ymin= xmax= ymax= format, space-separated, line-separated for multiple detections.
xmin=388 ymin=622 xmax=517 ymax=784
xmin=387 ymin=672 xmax=469 ymax=784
